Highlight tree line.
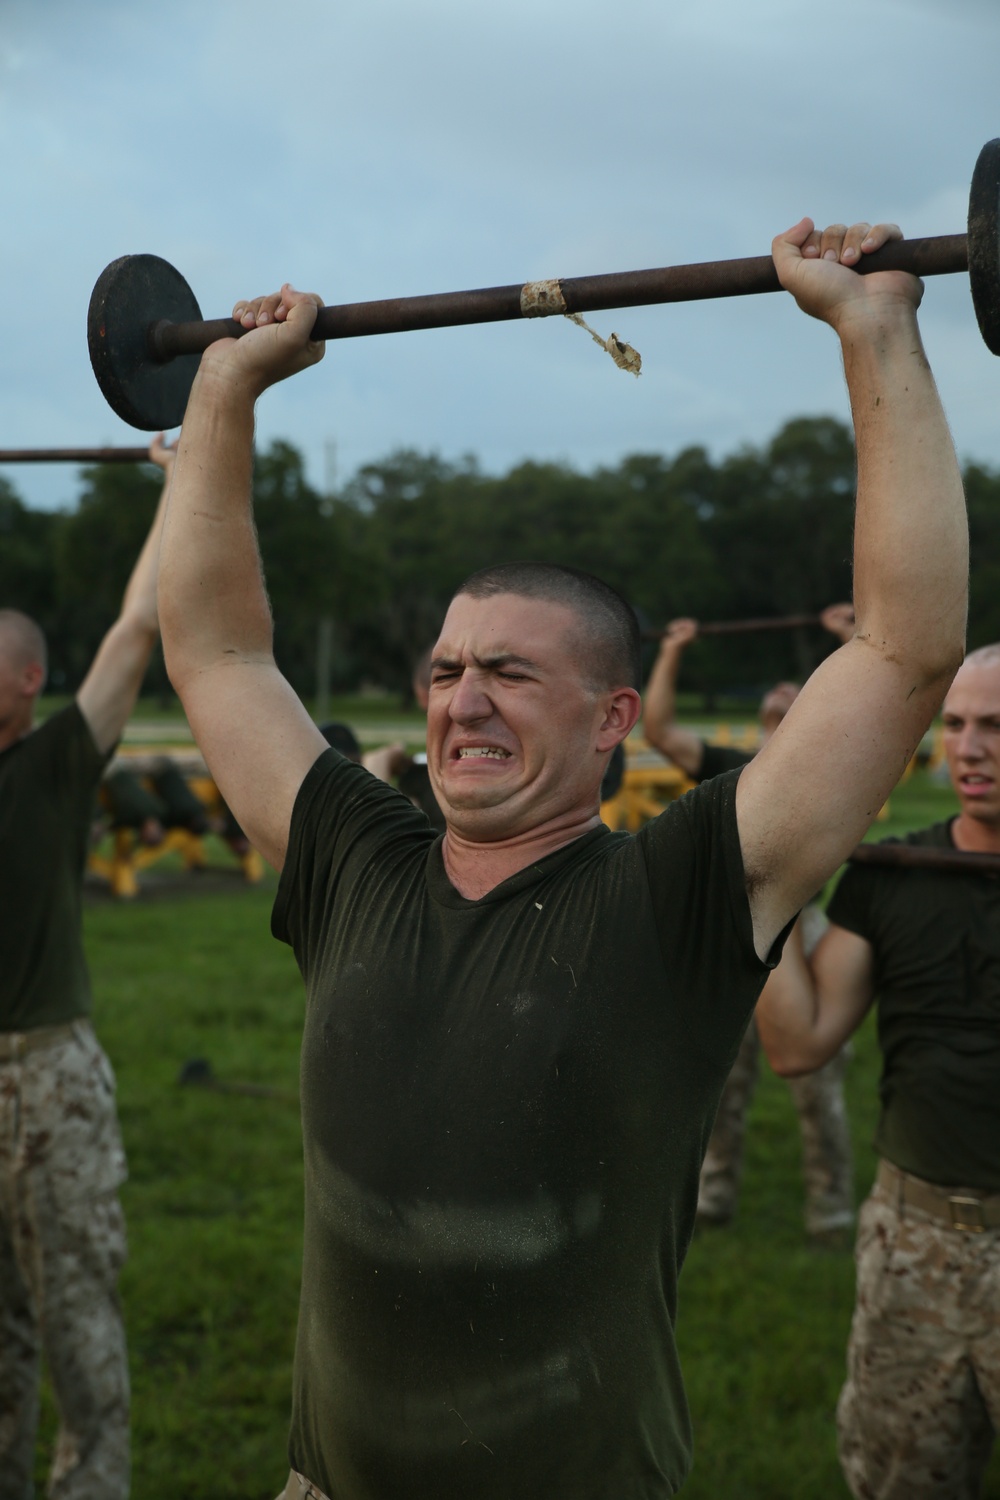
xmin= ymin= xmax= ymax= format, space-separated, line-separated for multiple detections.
xmin=4 ymin=415 xmax=999 ymax=705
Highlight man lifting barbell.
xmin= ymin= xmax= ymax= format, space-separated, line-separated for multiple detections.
xmin=150 ymin=214 xmax=968 ymax=1500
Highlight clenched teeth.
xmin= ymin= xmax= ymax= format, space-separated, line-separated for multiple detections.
xmin=457 ymin=747 xmax=511 ymax=759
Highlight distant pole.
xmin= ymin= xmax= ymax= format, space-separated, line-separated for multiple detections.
xmin=315 ymin=438 xmax=338 ymax=722
xmin=315 ymin=617 xmax=334 ymax=724
xmin=324 ymin=439 xmax=337 ymax=500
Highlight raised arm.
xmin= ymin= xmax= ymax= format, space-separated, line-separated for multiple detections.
xmin=157 ymin=286 xmax=329 ymax=870
xmin=755 ymin=921 xmax=876 ymax=1075
xmin=819 ymin=601 xmax=856 ymax=645
xmin=76 ymin=434 xmax=175 ymax=754
xmin=737 ymin=219 xmax=968 ymax=958
xmin=642 ymin=619 xmax=706 ymax=777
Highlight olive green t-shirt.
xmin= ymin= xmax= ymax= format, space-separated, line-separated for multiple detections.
xmin=827 ymin=820 xmax=1000 ymax=1191
xmin=0 ymin=704 xmax=106 ymax=1031
xmin=273 ymin=751 xmax=776 ymax=1500
xmin=694 ymin=742 xmax=754 ymax=783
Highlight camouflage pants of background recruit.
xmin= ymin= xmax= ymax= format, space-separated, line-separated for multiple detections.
xmin=0 ymin=1021 xmax=129 ymax=1500
xmin=838 ymin=1168 xmax=1000 ymax=1499
xmin=696 ymin=1016 xmax=854 ymax=1237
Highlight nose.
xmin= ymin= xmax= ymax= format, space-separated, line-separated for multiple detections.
xmin=449 ymin=669 xmax=493 ymax=724
xmin=955 ymin=723 xmax=985 ymax=761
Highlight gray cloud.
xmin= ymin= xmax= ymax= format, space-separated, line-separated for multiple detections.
xmin=2 ymin=0 xmax=998 ymax=509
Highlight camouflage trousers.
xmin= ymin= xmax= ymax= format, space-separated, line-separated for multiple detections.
xmin=697 ymin=1017 xmax=854 ymax=1235
xmin=0 ymin=1021 xmax=129 ymax=1500
xmin=838 ymin=1165 xmax=1000 ymax=1499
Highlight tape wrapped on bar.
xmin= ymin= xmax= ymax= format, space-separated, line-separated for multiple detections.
xmin=566 ymin=313 xmax=641 ymax=377
xmin=520 ymin=279 xmax=568 ymax=317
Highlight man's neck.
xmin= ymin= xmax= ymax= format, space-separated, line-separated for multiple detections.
xmin=950 ymin=811 xmax=1000 ymax=855
xmin=0 ymin=715 xmax=34 ymax=754
xmin=441 ymin=810 xmax=603 ymax=900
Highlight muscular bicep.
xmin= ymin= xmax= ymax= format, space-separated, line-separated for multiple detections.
xmin=736 ymin=639 xmax=951 ymax=957
xmin=179 ymin=659 xmax=328 ymax=870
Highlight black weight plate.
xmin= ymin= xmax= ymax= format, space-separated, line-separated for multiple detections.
xmin=968 ymin=139 xmax=1000 ymax=357
xmin=88 ymin=254 xmax=203 ymax=430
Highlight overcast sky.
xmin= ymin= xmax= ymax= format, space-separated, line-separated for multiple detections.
xmin=2 ymin=0 xmax=998 ymax=510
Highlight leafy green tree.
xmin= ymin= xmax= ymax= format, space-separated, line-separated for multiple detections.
xmin=252 ymin=441 xmax=383 ymax=696
xmin=965 ymin=461 xmax=1000 ymax=649
xmin=0 ymin=476 xmax=60 ymax=631
xmin=52 ymin=461 xmax=163 ymax=691
xmin=15 ymin=419 xmax=1000 ymax=708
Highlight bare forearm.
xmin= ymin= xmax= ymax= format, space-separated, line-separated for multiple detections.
xmin=643 ymin=644 xmax=704 ymax=775
xmin=120 ymin=467 xmax=172 ymax=629
xmin=757 ymin=919 xmax=875 ymax=1074
xmin=753 ymin=925 xmax=822 ymax=1074
xmin=159 ymin=373 xmax=274 ymax=689
xmin=845 ymin=311 xmax=968 ymax=681
xmin=643 ymin=643 xmax=681 ymax=737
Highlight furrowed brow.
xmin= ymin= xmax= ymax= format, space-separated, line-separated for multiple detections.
xmin=473 ymin=653 xmax=542 ymax=673
xmin=430 ymin=652 xmax=543 ymax=675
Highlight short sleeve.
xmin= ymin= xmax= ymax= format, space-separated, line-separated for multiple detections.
xmin=36 ymin=703 xmax=108 ymax=803
xmin=272 ymin=749 xmax=435 ymax=958
xmin=639 ymin=768 xmax=776 ymax=965
xmin=694 ymin=743 xmax=755 ymax=784
xmin=825 ymin=861 xmax=879 ymax=941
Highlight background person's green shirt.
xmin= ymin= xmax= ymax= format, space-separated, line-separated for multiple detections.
xmin=0 ymin=704 xmax=106 ymax=1032
xmin=828 ymin=820 xmax=1000 ymax=1192
xmin=273 ymin=752 xmax=776 ymax=1499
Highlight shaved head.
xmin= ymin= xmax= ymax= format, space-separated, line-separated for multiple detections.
xmin=454 ymin=563 xmax=640 ymax=692
xmin=961 ymin=643 xmax=1000 ymax=672
xmin=0 ymin=610 xmax=47 ymax=685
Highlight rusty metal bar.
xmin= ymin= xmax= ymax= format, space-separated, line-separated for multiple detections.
xmin=642 ymin=614 xmax=822 ymax=641
xmin=848 ymin=843 xmax=1000 ymax=876
xmin=148 ymin=233 xmax=970 ymax=361
xmin=0 ymin=447 xmax=151 ymax=464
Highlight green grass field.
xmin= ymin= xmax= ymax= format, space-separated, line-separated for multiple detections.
xmin=33 ymin=762 xmax=1000 ymax=1497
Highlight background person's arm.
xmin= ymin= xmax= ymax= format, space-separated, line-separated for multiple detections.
xmin=157 ymin=286 xmax=329 ymax=871
xmin=819 ymin=601 xmax=856 ymax=645
xmin=77 ymin=433 xmax=175 ymax=754
xmin=755 ymin=921 xmax=876 ymax=1075
xmin=642 ymin=618 xmax=706 ymax=777
xmin=737 ymin=219 xmax=968 ymax=959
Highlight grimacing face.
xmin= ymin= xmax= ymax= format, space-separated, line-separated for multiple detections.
xmin=941 ymin=660 xmax=1000 ymax=827
xmin=425 ymin=592 xmax=631 ymax=840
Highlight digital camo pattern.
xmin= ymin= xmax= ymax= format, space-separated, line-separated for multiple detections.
xmin=698 ymin=903 xmax=854 ymax=1236
xmin=838 ymin=1180 xmax=1000 ymax=1499
xmin=696 ymin=1018 xmax=854 ymax=1235
xmin=0 ymin=1022 xmax=129 ymax=1500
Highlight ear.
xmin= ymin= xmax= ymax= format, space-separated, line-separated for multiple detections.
xmin=596 ymin=687 xmax=642 ymax=750
xmin=21 ymin=662 xmax=45 ymax=699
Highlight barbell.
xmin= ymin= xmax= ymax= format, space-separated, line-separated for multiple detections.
xmin=0 ymin=446 xmax=150 ymax=464
xmin=642 ymin=613 xmax=823 ymax=640
xmin=88 ymin=139 xmax=1000 ymax=433
xmin=848 ymin=843 xmax=1000 ymax=876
